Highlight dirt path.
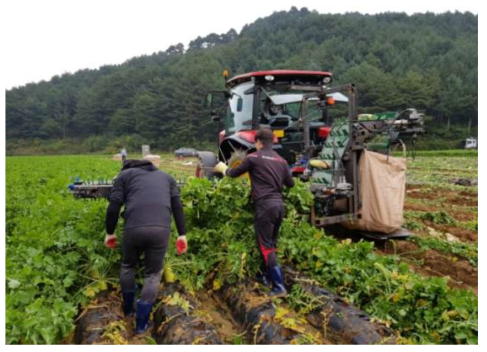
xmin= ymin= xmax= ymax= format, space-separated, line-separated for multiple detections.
xmin=74 ymin=276 xmax=395 ymax=345
xmin=196 ymin=291 xmax=248 ymax=344
xmin=217 ymin=280 xmax=334 ymax=344
xmin=73 ymin=290 xmax=152 ymax=344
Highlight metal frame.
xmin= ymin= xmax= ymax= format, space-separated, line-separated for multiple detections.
xmin=301 ymin=84 xmax=361 ymax=227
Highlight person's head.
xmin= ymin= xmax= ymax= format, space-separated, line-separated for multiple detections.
xmin=255 ymin=128 xmax=274 ymax=150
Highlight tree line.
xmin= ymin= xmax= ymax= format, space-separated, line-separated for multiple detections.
xmin=6 ymin=8 xmax=478 ymax=153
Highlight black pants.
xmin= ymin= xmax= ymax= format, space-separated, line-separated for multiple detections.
xmin=120 ymin=226 xmax=170 ymax=303
xmin=254 ymin=201 xmax=285 ymax=269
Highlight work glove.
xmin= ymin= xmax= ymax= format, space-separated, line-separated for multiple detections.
xmin=309 ymin=159 xmax=330 ymax=169
xmin=176 ymin=235 xmax=188 ymax=255
xmin=214 ymin=162 xmax=229 ymax=175
xmin=105 ymin=233 xmax=117 ymax=249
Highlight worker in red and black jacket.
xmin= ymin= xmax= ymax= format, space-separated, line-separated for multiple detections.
xmin=105 ymin=159 xmax=187 ymax=334
xmin=214 ymin=128 xmax=294 ymax=297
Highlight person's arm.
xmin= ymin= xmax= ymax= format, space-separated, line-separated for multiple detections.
xmin=170 ymin=178 xmax=186 ymax=237
xmin=105 ymin=174 xmax=125 ymax=235
xmin=170 ymin=177 xmax=187 ymax=254
xmin=106 ymin=202 xmax=122 ymax=234
xmin=226 ymin=156 xmax=253 ymax=178
xmin=284 ymin=168 xmax=295 ymax=188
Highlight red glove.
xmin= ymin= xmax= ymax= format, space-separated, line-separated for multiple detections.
xmin=105 ymin=234 xmax=117 ymax=249
xmin=106 ymin=238 xmax=117 ymax=248
xmin=176 ymin=236 xmax=187 ymax=255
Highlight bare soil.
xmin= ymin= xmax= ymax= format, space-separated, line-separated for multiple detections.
xmin=427 ymin=223 xmax=478 ymax=243
xmin=405 ymin=184 xmax=478 ymax=243
xmin=197 ymin=291 xmax=247 ymax=344
xmin=375 ymin=182 xmax=479 ymax=294
xmin=381 ymin=240 xmax=478 ymax=294
xmin=406 ymin=186 xmax=478 ymax=208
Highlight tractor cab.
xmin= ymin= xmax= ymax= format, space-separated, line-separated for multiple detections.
xmin=202 ymin=70 xmax=342 ymax=177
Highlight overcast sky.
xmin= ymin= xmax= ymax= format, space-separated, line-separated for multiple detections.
xmin=1 ymin=0 xmax=479 ymax=90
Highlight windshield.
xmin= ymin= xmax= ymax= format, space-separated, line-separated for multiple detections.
xmin=259 ymin=91 xmax=317 ymax=124
xmin=223 ymin=83 xmax=349 ymax=133
xmin=269 ymin=92 xmax=348 ymax=105
xmin=225 ymin=81 xmax=254 ymax=133
xmin=263 ymin=90 xmax=349 ymax=125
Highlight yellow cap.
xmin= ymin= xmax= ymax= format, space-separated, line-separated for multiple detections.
xmin=223 ymin=69 xmax=229 ymax=78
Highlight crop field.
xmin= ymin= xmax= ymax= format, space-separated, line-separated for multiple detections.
xmin=5 ymin=152 xmax=478 ymax=345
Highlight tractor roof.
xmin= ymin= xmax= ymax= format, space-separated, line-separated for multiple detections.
xmin=226 ymin=70 xmax=333 ymax=88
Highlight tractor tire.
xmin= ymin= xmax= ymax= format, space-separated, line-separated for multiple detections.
xmin=196 ymin=151 xmax=218 ymax=180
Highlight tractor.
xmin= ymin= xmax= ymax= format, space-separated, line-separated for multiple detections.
xmin=198 ymin=70 xmax=424 ymax=236
xmin=197 ymin=70 xmax=346 ymax=179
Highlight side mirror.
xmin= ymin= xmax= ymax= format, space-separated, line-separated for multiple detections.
xmin=212 ymin=115 xmax=220 ymax=122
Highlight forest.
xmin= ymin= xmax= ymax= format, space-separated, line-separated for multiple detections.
xmin=5 ymin=8 xmax=478 ymax=153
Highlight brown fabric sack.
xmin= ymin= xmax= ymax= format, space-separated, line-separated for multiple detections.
xmin=343 ymin=150 xmax=407 ymax=234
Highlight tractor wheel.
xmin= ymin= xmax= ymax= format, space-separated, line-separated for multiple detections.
xmin=227 ymin=150 xmax=250 ymax=183
xmin=196 ymin=151 xmax=218 ymax=180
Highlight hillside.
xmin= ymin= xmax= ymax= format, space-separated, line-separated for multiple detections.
xmin=6 ymin=8 xmax=478 ymax=153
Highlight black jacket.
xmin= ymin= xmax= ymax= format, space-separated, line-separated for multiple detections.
xmin=105 ymin=159 xmax=185 ymax=235
xmin=226 ymin=148 xmax=294 ymax=203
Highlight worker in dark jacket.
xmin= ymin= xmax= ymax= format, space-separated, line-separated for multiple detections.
xmin=105 ymin=159 xmax=187 ymax=334
xmin=214 ymin=128 xmax=294 ymax=297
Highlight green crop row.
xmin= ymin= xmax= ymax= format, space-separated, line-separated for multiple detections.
xmin=6 ymin=156 xmax=478 ymax=344
xmin=6 ymin=156 xmax=123 ymax=344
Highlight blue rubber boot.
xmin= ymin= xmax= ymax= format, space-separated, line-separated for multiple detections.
xmin=121 ymin=285 xmax=137 ymax=316
xmin=269 ymin=265 xmax=287 ymax=298
xmin=256 ymin=264 xmax=271 ymax=287
xmin=135 ymin=300 xmax=154 ymax=334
